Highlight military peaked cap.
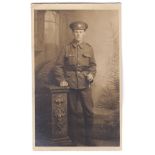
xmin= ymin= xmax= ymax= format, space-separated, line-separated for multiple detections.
xmin=69 ymin=21 xmax=88 ymax=30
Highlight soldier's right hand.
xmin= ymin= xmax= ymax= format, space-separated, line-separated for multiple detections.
xmin=60 ymin=80 xmax=68 ymax=87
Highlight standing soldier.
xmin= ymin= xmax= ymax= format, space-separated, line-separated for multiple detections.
xmin=54 ymin=21 xmax=96 ymax=146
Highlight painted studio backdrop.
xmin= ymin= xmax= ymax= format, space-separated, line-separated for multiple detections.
xmin=34 ymin=10 xmax=120 ymax=146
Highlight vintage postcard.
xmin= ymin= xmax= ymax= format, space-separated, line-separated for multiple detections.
xmin=32 ymin=3 xmax=121 ymax=151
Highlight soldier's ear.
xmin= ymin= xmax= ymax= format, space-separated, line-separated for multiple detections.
xmin=83 ymin=30 xmax=86 ymax=36
xmin=72 ymin=30 xmax=75 ymax=36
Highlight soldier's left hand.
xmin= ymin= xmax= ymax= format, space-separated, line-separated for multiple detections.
xmin=87 ymin=73 xmax=93 ymax=82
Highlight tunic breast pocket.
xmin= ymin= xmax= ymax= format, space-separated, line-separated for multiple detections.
xmin=81 ymin=53 xmax=91 ymax=65
xmin=65 ymin=54 xmax=76 ymax=65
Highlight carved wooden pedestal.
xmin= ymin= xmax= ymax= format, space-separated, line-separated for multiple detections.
xmin=47 ymin=85 xmax=72 ymax=146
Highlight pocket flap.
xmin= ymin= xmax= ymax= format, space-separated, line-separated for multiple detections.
xmin=82 ymin=52 xmax=91 ymax=57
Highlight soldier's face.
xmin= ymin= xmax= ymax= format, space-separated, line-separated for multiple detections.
xmin=72 ymin=30 xmax=85 ymax=42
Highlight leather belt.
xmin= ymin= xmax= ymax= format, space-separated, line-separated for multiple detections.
xmin=64 ymin=65 xmax=89 ymax=71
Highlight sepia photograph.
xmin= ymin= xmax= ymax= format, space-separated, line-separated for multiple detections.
xmin=32 ymin=3 xmax=121 ymax=150
xmin=2 ymin=0 xmax=155 ymax=155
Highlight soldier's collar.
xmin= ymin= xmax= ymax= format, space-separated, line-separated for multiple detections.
xmin=71 ymin=40 xmax=85 ymax=49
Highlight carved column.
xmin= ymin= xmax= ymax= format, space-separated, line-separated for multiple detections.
xmin=47 ymin=85 xmax=72 ymax=146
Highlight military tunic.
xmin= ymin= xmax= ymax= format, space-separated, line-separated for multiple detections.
xmin=54 ymin=40 xmax=96 ymax=89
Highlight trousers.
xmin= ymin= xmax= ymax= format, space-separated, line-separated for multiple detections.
xmin=68 ymin=87 xmax=94 ymax=145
